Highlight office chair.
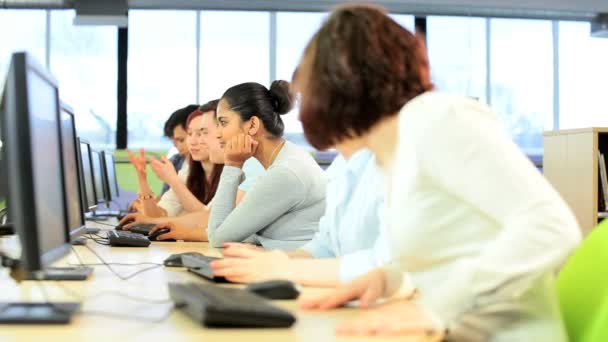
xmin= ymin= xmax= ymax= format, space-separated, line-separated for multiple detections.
xmin=557 ymin=219 xmax=608 ymax=342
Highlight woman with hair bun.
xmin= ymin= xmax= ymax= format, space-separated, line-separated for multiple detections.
xmin=203 ymin=80 xmax=326 ymax=250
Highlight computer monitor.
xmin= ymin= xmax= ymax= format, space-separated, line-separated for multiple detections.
xmin=0 ymin=87 xmax=6 ymax=206
xmin=78 ymin=138 xmax=97 ymax=212
xmin=0 ymin=52 xmax=70 ymax=273
xmin=59 ymin=103 xmax=86 ymax=239
xmin=0 ymin=52 xmax=82 ymax=323
xmin=90 ymin=149 xmax=108 ymax=206
xmin=101 ymin=151 xmax=120 ymax=201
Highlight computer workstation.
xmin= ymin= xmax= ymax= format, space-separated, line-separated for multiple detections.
xmin=0 ymin=52 xmax=93 ymax=324
xmin=0 ymin=52 xmax=436 ymax=340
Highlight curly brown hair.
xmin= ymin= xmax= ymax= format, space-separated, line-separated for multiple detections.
xmin=297 ymin=5 xmax=433 ymax=150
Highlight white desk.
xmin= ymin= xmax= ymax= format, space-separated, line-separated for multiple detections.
xmin=0 ymin=225 xmax=441 ymax=342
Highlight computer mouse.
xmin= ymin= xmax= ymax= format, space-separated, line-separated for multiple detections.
xmin=164 ymin=253 xmax=186 ymax=267
xmin=148 ymin=228 xmax=175 ymax=242
xmin=115 ymin=218 xmax=135 ymax=230
xmin=245 ymin=280 xmax=300 ymax=300
xmin=164 ymin=252 xmax=213 ymax=267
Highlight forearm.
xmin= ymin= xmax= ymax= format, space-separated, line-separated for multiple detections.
xmin=167 ymin=210 xmax=210 ymax=229
xmin=136 ymin=173 xmax=155 ymax=197
xmin=287 ymin=250 xmax=313 ymax=258
xmin=166 ymin=179 xmax=206 ymax=212
xmin=140 ymin=198 xmax=168 ymax=217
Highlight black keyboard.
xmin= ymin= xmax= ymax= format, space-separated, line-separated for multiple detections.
xmin=169 ymin=282 xmax=296 ymax=328
xmin=127 ymin=224 xmax=156 ymax=236
xmin=106 ymin=230 xmax=150 ymax=247
xmin=181 ymin=253 xmax=228 ymax=283
xmin=181 ymin=253 xmax=220 ymax=268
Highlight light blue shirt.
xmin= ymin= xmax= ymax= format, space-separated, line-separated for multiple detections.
xmin=300 ymin=149 xmax=390 ymax=282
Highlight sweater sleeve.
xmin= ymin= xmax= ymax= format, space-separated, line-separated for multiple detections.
xmin=206 ymin=165 xmax=305 ymax=247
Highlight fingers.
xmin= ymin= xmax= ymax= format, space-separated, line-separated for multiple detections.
xmin=301 ymin=285 xmax=362 ymax=310
xmin=118 ymin=213 xmax=136 ymax=225
xmin=298 ymin=294 xmax=335 ymax=310
xmin=359 ymin=283 xmax=383 ymax=309
xmin=139 ymin=148 xmax=145 ymax=160
xmin=250 ymin=137 xmax=259 ymax=154
xmin=157 ymin=231 xmax=176 ymax=241
xmin=149 ymin=223 xmax=170 ymax=235
xmin=237 ymin=134 xmax=245 ymax=152
xmin=123 ymin=220 xmax=139 ymax=230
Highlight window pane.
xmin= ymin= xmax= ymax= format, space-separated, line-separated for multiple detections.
xmin=390 ymin=14 xmax=415 ymax=32
xmin=128 ymin=10 xmax=197 ymax=150
xmin=50 ymin=10 xmax=117 ymax=148
xmin=427 ymin=16 xmax=486 ymax=101
xmin=490 ymin=19 xmax=553 ymax=155
xmin=0 ymin=10 xmax=46 ymax=94
xmin=199 ymin=11 xmax=269 ymax=102
xmin=276 ymin=12 xmax=326 ymax=143
xmin=559 ymin=21 xmax=608 ymax=129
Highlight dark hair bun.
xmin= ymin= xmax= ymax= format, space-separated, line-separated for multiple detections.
xmin=269 ymin=80 xmax=294 ymax=115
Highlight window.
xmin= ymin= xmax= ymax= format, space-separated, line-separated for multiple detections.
xmin=427 ymin=16 xmax=486 ymax=101
xmin=0 ymin=10 xmax=46 ymax=94
xmin=128 ymin=10 xmax=197 ymax=150
xmin=559 ymin=21 xmax=608 ymax=129
xmin=274 ymin=12 xmax=413 ymax=145
xmin=199 ymin=11 xmax=269 ymax=102
xmin=390 ymin=14 xmax=415 ymax=32
xmin=275 ymin=12 xmax=327 ymax=145
xmin=50 ymin=10 xmax=117 ymax=148
xmin=490 ymin=19 xmax=553 ymax=155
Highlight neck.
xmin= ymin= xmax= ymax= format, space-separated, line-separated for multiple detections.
xmin=366 ymin=115 xmax=399 ymax=171
xmin=335 ymin=140 xmax=365 ymax=160
xmin=254 ymin=137 xmax=285 ymax=169
xmin=200 ymin=160 xmax=214 ymax=181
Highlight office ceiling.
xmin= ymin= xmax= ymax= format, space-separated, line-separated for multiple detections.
xmin=1 ymin=0 xmax=607 ymax=20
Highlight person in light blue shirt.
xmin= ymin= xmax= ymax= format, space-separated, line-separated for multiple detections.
xmin=209 ymin=147 xmax=391 ymax=286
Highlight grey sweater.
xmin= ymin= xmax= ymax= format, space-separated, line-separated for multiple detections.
xmin=207 ymin=141 xmax=327 ymax=250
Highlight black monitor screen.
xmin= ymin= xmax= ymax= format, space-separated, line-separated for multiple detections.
xmin=103 ymin=152 xmax=119 ymax=200
xmin=79 ymin=140 xmax=96 ymax=210
xmin=27 ymin=70 xmax=67 ymax=258
xmin=91 ymin=150 xmax=105 ymax=204
xmin=60 ymin=107 xmax=84 ymax=234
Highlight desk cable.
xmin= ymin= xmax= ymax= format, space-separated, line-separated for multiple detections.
xmin=71 ymin=245 xmax=163 ymax=281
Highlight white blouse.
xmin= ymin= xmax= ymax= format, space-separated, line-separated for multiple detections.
xmin=383 ymin=92 xmax=581 ymax=341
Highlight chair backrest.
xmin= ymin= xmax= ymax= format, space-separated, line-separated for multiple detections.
xmin=557 ymin=220 xmax=608 ymax=342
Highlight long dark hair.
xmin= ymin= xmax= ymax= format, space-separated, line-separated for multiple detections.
xmin=185 ymin=101 xmax=223 ymax=204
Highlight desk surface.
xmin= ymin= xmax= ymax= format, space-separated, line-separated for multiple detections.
xmin=0 ymin=223 xmax=440 ymax=342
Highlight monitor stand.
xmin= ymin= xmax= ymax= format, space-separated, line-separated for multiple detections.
xmin=27 ymin=267 xmax=93 ymax=281
xmin=0 ymin=302 xmax=80 ymax=324
xmin=0 ymin=224 xmax=14 ymax=236
xmin=84 ymin=227 xmax=101 ymax=234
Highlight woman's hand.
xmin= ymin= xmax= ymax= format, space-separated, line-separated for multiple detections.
xmin=148 ymin=222 xmax=206 ymax=242
xmin=335 ymin=300 xmax=437 ymax=337
xmin=299 ymin=268 xmax=387 ymax=310
xmin=127 ymin=148 xmax=147 ymax=178
xmin=222 ymin=242 xmax=265 ymax=252
xmin=149 ymin=156 xmax=180 ymax=185
xmin=224 ymin=134 xmax=258 ymax=168
xmin=127 ymin=199 xmax=141 ymax=212
xmin=210 ymin=248 xmax=291 ymax=283
xmin=118 ymin=212 xmax=162 ymax=230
